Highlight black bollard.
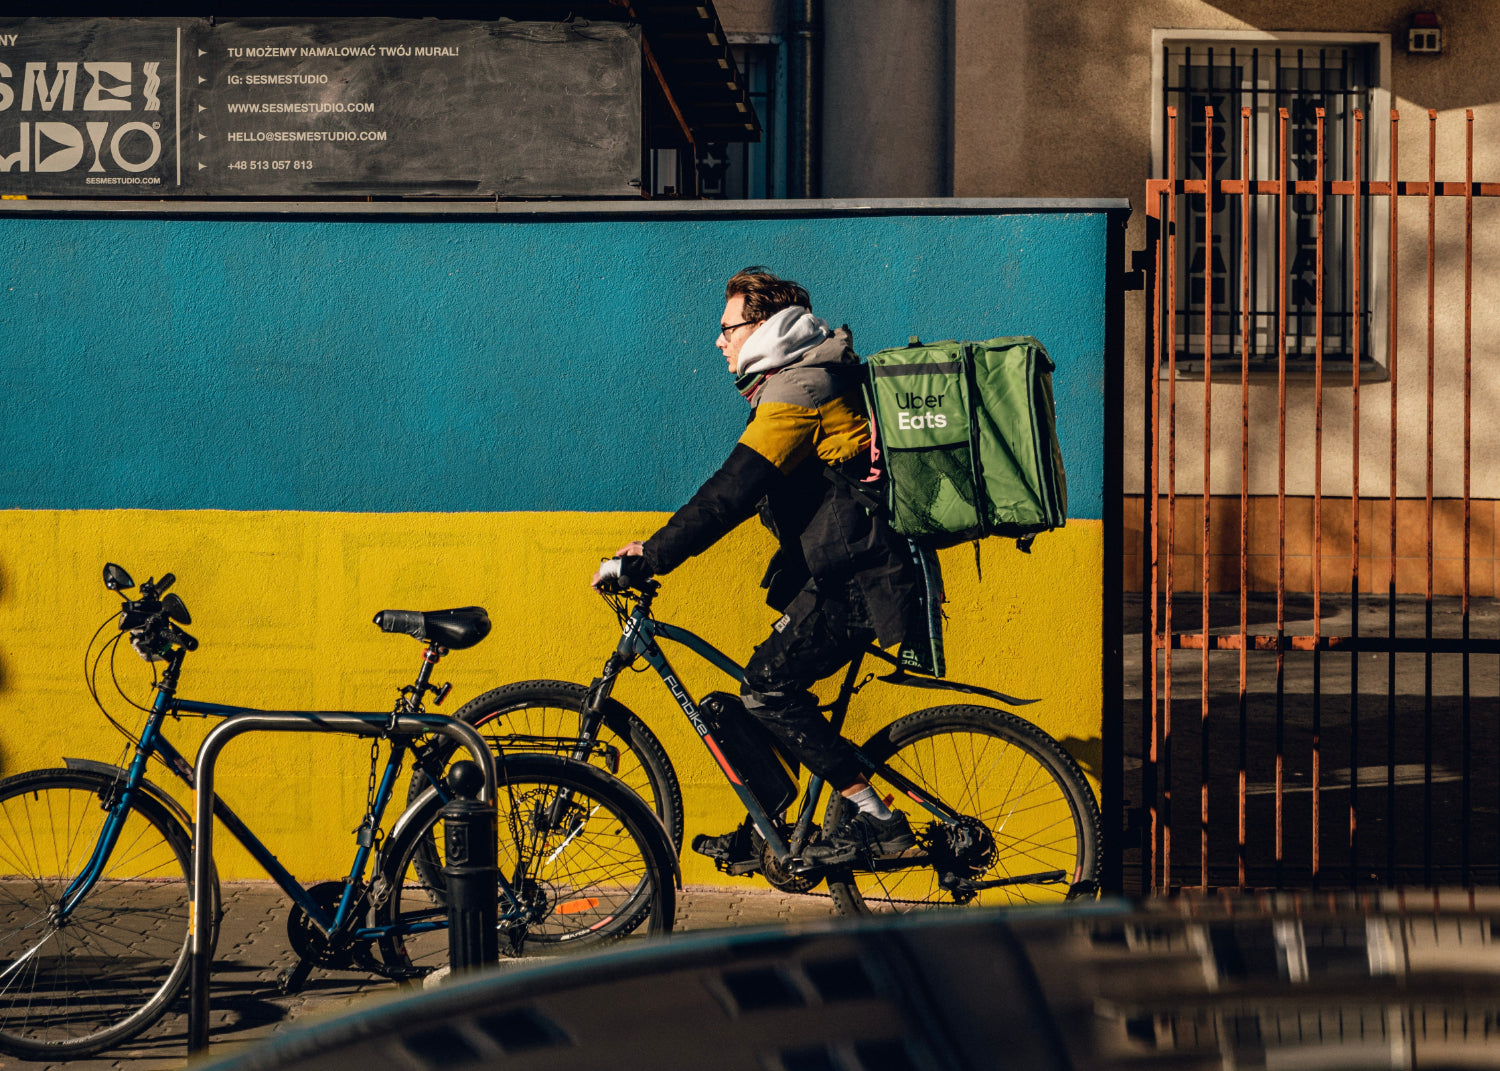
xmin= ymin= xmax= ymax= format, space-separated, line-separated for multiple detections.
xmin=442 ymin=760 xmax=499 ymax=972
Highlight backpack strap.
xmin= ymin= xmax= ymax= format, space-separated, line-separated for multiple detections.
xmin=960 ymin=343 xmax=991 ymax=543
xmin=821 ymin=461 xmax=884 ymax=516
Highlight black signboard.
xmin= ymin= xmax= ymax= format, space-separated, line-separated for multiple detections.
xmin=0 ymin=17 xmax=643 ymax=198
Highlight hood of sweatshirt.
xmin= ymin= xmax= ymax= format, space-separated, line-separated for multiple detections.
xmin=733 ymin=306 xmax=859 ymax=399
xmin=733 ymin=306 xmax=832 ymax=377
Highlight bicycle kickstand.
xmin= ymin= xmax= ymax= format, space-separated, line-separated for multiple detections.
xmin=499 ymin=923 xmax=528 ymax=959
xmin=277 ymin=955 xmax=315 ymax=996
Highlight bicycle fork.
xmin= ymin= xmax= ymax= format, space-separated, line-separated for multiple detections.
xmin=56 ymin=661 xmax=186 ymax=922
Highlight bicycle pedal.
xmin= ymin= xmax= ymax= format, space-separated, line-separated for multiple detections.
xmin=725 ymin=858 xmax=763 ymax=876
xmin=692 ymin=832 xmax=756 ymax=865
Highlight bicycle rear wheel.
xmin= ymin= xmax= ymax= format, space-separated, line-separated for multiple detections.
xmin=421 ymin=681 xmax=684 ymax=850
xmin=377 ymin=753 xmax=675 ymax=976
xmin=823 ymin=706 xmax=1100 ymax=915
xmin=0 ymin=769 xmax=203 ymax=1058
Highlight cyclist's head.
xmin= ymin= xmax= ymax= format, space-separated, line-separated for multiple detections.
xmin=724 ymin=267 xmax=811 ymax=322
xmin=718 ymin=268 xmax=812 ymax=374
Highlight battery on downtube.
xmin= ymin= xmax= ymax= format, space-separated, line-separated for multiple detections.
xmin=697 ymin=693 xmax=800 ymax=816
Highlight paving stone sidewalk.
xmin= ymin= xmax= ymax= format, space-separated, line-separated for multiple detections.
xmin=18 ymin=882 xmax=840 ymax=1071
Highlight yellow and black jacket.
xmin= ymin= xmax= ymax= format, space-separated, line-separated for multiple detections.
xmin=642 ymin=328 xmax=917 ymax=645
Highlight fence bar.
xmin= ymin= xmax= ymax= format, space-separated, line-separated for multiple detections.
xmin=1239 ymin=105 xmax=1252 ymax=890
xmin=1147 ymin=179 xmax=1164 ymax=895
xmin=1275 ymin=106 xmax=1289 ymax=888
xmin=1142 ymin=176 xmax=1500 ymax=200
xmin=1463 ymin=109 xmax=1474 ymax=883
xmin=1164 ymin=105 xmax=1179 ymax=889
xmin=1386 ymin=109 xmax=1399 ymax=885
xmin=1424 ymin=109 xmax=1437 ymax=888
xmin=1349 ymin=109 xmax=1364 ymax=888
xmin=1311 ymin=106 xmax=1326 ymax=884
xmin=1170 ymin=634 xmax=1500 ymax=654
xmin=1201 ymin=104 xmax=1214 ymax=890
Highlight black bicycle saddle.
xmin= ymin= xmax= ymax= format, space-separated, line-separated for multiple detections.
xmin=372 ymin=606 xmax=491 ymax=650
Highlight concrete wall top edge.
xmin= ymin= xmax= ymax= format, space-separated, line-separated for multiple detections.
xmin=0 ymin=197 xmax=1134 ymax=222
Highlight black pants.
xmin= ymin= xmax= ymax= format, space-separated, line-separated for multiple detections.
xmin=740 ymin=587 xmax=873 ymax=790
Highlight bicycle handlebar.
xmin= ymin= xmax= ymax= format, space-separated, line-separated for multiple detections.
xmin=105 ymin=563 xmax=199 ymax=657
xmin=596 ymin=574 xmax=659 ymax=601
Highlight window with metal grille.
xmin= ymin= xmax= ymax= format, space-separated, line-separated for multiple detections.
xmin=1153 ymin=33 xmax=1391 ymax=375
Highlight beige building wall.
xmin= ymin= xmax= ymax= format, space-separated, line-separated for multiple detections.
xmin=949 ymin=0 xmax=1500 ymax=501
xmin=822 ymin=0 xmax=951 ymax=196
xmin=716 ymin=0 xmax=1500 ymax=594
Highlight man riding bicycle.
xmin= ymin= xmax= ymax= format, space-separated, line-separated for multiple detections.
xmin=591 ymin=267 xmax=924 ymax=865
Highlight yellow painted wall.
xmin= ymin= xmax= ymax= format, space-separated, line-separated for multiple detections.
xmin=0 ymin=509 xmax=1102 ymax=885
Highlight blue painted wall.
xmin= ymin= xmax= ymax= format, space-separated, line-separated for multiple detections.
xmin=1 ymin=209 xmax=1108 ymax=517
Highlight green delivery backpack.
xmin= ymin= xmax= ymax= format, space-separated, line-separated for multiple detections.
xmin=862 ymin=335 xmax=1067 ymax=552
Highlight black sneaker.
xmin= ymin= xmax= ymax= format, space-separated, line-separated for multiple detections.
xmin=804 ymin=810 xmax=917 ymax=866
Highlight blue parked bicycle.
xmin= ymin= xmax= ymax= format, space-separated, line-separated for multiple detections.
xmin=0 ymin=564 xmax=675 ymax=1059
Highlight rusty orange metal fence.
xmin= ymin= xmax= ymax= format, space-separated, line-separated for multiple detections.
xmin=1139 ymin=106 xmax=1500 ymax=892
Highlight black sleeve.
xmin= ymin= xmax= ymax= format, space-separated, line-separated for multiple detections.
xmin=641 ymin=442 xmax=782 ymax=575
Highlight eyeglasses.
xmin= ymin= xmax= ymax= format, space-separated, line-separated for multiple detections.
xmin=718 ymin=319 xmax=759 ymax=341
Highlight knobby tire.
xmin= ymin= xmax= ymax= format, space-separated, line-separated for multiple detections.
xmin=413 ymin=681 xmax=684 ymax=852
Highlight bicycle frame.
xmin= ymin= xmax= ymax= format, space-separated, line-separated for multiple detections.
xmin=589 ymin=589 xmax=979 ymax=864
xmin=64 ymin=642 xmax=512 ymax=948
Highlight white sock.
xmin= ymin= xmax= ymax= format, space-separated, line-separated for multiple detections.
xmin=846 ymin=785 xmax=891 ymax=820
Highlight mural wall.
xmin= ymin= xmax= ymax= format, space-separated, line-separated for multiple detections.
xmin=0 ymin=203 xmax=1117 ymax=882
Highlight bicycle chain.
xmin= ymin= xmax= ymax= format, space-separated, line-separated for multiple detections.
xmin=355 ymin=735 xmax=382 ymax=850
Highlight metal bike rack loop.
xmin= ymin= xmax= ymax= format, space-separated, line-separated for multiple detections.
xmin=187 ymin=711 xmax=496 ymax=1055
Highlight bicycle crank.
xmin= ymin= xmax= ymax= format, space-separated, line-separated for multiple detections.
xmin=761 ymin=839 xmax=819 ymax=894
xmin=281 ymin=880 xmax=383 ymax=992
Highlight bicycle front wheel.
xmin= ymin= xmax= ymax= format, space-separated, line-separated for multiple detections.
xmin=377 ymin=753 xmax=675 ymax=977
xmin=0 ymin=769 xmax=201 ymax=1058
xmin=426 ymin=681 xmax=684 ymax=850
xmin=823 ymin=706 xmax=1101 ymax=915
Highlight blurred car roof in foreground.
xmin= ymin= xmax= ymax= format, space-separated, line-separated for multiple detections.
xmin=197 ymin=890 xmax=1500 ymax=1071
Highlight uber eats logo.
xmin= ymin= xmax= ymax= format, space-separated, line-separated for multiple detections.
xmin=894 ymin=391 xmax=949 ymax=430
xmin=0 ymin=61 xmax=165 ymax=174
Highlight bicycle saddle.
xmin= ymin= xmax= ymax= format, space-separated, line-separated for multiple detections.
xmin=372 ymin=606 xmax=491 ymax=650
